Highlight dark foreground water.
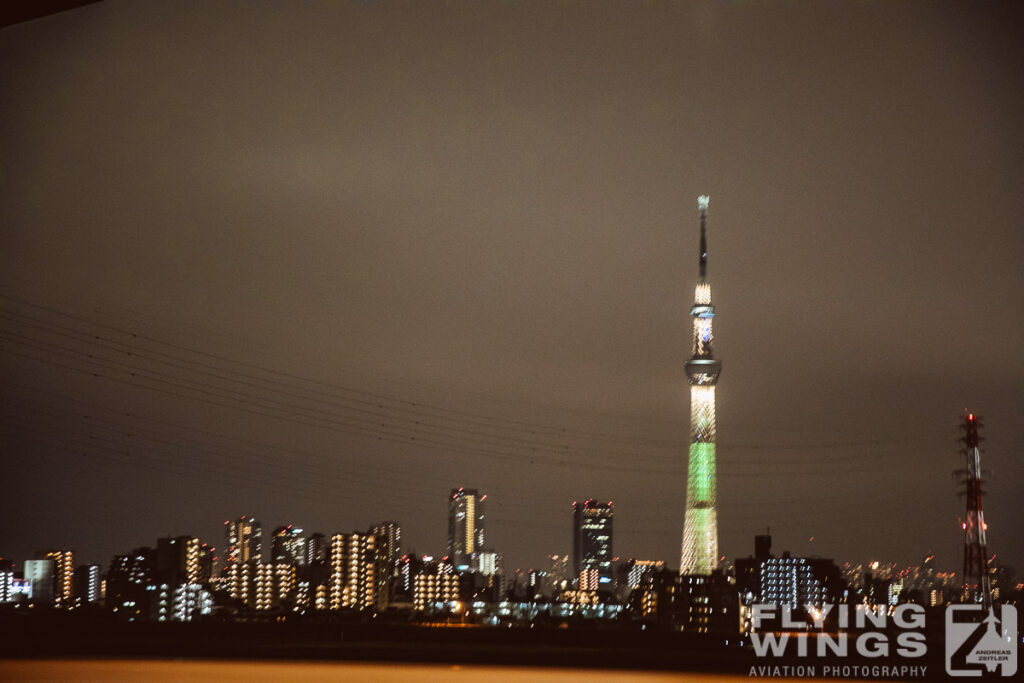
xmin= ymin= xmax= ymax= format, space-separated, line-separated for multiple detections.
xmin=0 ymin=612 xmax=964 ymax=681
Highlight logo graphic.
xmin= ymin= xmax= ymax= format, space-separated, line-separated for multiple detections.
xmin=946 ymin=605 xmax=1017 ymax=677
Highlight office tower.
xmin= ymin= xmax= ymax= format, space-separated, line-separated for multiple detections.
xmin=329 ymin=533 xmax=376 ymax=610
xmin=572 ymin=499 xmax=614 ymax=590
xmin=224 ymin=516 xmax=261 ymax=568
xmin=680 ymin=195 xmax=721 ymax=575
xmin=272 ymin=525 xmax=307 ymax=566
xmin=41 ymin=550 xmax=74 ymax=608
xmin=368 ymin=521 xmax=401 ymax=565
xmin=73 ymin=564 xmax=101 ymax=605
xmin=448 ymin=488 xmax=485 ymax=569
xmin=959 ymin=412 xmax=992 ymax=606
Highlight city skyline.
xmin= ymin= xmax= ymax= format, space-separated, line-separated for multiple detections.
xmin=0 ymin=482 xmax=1007 ymax=582
xmin=2 ymin=1 xmax=1022 ymax=579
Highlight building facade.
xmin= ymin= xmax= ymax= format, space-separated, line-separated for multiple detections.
xmin=271 ymin=526 xmax=307 ymax=566
xmin=413 ymin=559 xmax=466 ymax=611
xmin=735 ymin=535 xmax=846 ymax=612
xmin=0 ymin=560 xmax=14 ymax=603
xmin=368 ymin=521 xmax=401 ymax=566
xmin=156 ymin=536 xmax=201 ymax=588
xmin=24 ymin=559 xmax=54 ymax=605
xmin=329 ymin=532 xmax=376 ymax=610
xmin=572 ymin=499 xmax=614 ymax=590
xmin=448 ymin=488 xmax=485 ymax=569
xmin=73 ymin=564 xmax=101 ymax=605
xmin=224 ymin=516 xmax=261 ymax=567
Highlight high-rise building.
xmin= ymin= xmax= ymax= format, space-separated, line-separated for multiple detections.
xmin=105 ymin=547 xmax=155 ymax=620
xmin=197 ymin=542 xmax=215 ymax=583
xmin=73 ymin=564 xmax=101 ymax=605
xmin=307 ymin=532 xmax=328 ymax=565
xmin=41 ymin=550 xmax=74 ymax=608
xmin=272 ymin=526 xmax=307 ymax=566
xmin=224 ymin=516 xmax=261 ymax=568
xmin=0 ymin=559 xmax=14 ymax=603
xmin=540 ymin=554 xmax=570 ymax=597
xmin=448 ymin=488 xmax=485 ymax=569
xmin=572 ymin=499 xmax=614 ymax=589
xmin=394 ymin=554 xmax=420 ymax=601
xmin=255 ymin=563 xmax=296 ymax=610
xmin=680 ymin=195 xmax=721 ymax=575
xmin=156 ymin=536 xmax=201 ymax=587
xmin=24 ymin=558 xmax=55 ymax=605
xmin=368 ymin=521 xmax=401 ymax=566
xmin=329 ymin=533 xmax=376 ymax=610
xmin=368 ymin=521 xmax=401 ymax=611
xmin=225 ymin=560 xmax=254 ymax=606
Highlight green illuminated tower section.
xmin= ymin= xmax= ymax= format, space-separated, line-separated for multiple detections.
xmin=680 ymin=195 xmax=721 ymax=575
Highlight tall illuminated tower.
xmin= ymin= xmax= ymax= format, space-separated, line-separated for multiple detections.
xmin=680 ymin=195 xmax=721 ymax=575
xmin=958 ymin=412 xmax=991 ymax=606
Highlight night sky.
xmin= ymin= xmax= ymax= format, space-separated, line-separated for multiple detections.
xmin=2 ymin=1 xmax=1022 ymax=578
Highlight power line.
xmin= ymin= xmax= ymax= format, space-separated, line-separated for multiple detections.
xmin=0 ymin=316 xmax=942 ymax=472
xmin=0 ymin=289 xmax=940 ymax=455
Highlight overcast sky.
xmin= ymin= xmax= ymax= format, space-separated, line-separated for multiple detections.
xmin=2 ymin=1 xmax=1022 ymax=577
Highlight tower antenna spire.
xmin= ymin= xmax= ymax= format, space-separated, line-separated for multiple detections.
xmin=698 ymin=195 xmax=709 ymax=279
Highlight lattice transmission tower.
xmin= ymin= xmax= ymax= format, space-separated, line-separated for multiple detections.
xmin=958 ymin=412 xmax=992 ymax=607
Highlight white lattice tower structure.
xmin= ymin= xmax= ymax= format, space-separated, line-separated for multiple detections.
xmin=680 ymin=195 xmax=722 ymax=575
